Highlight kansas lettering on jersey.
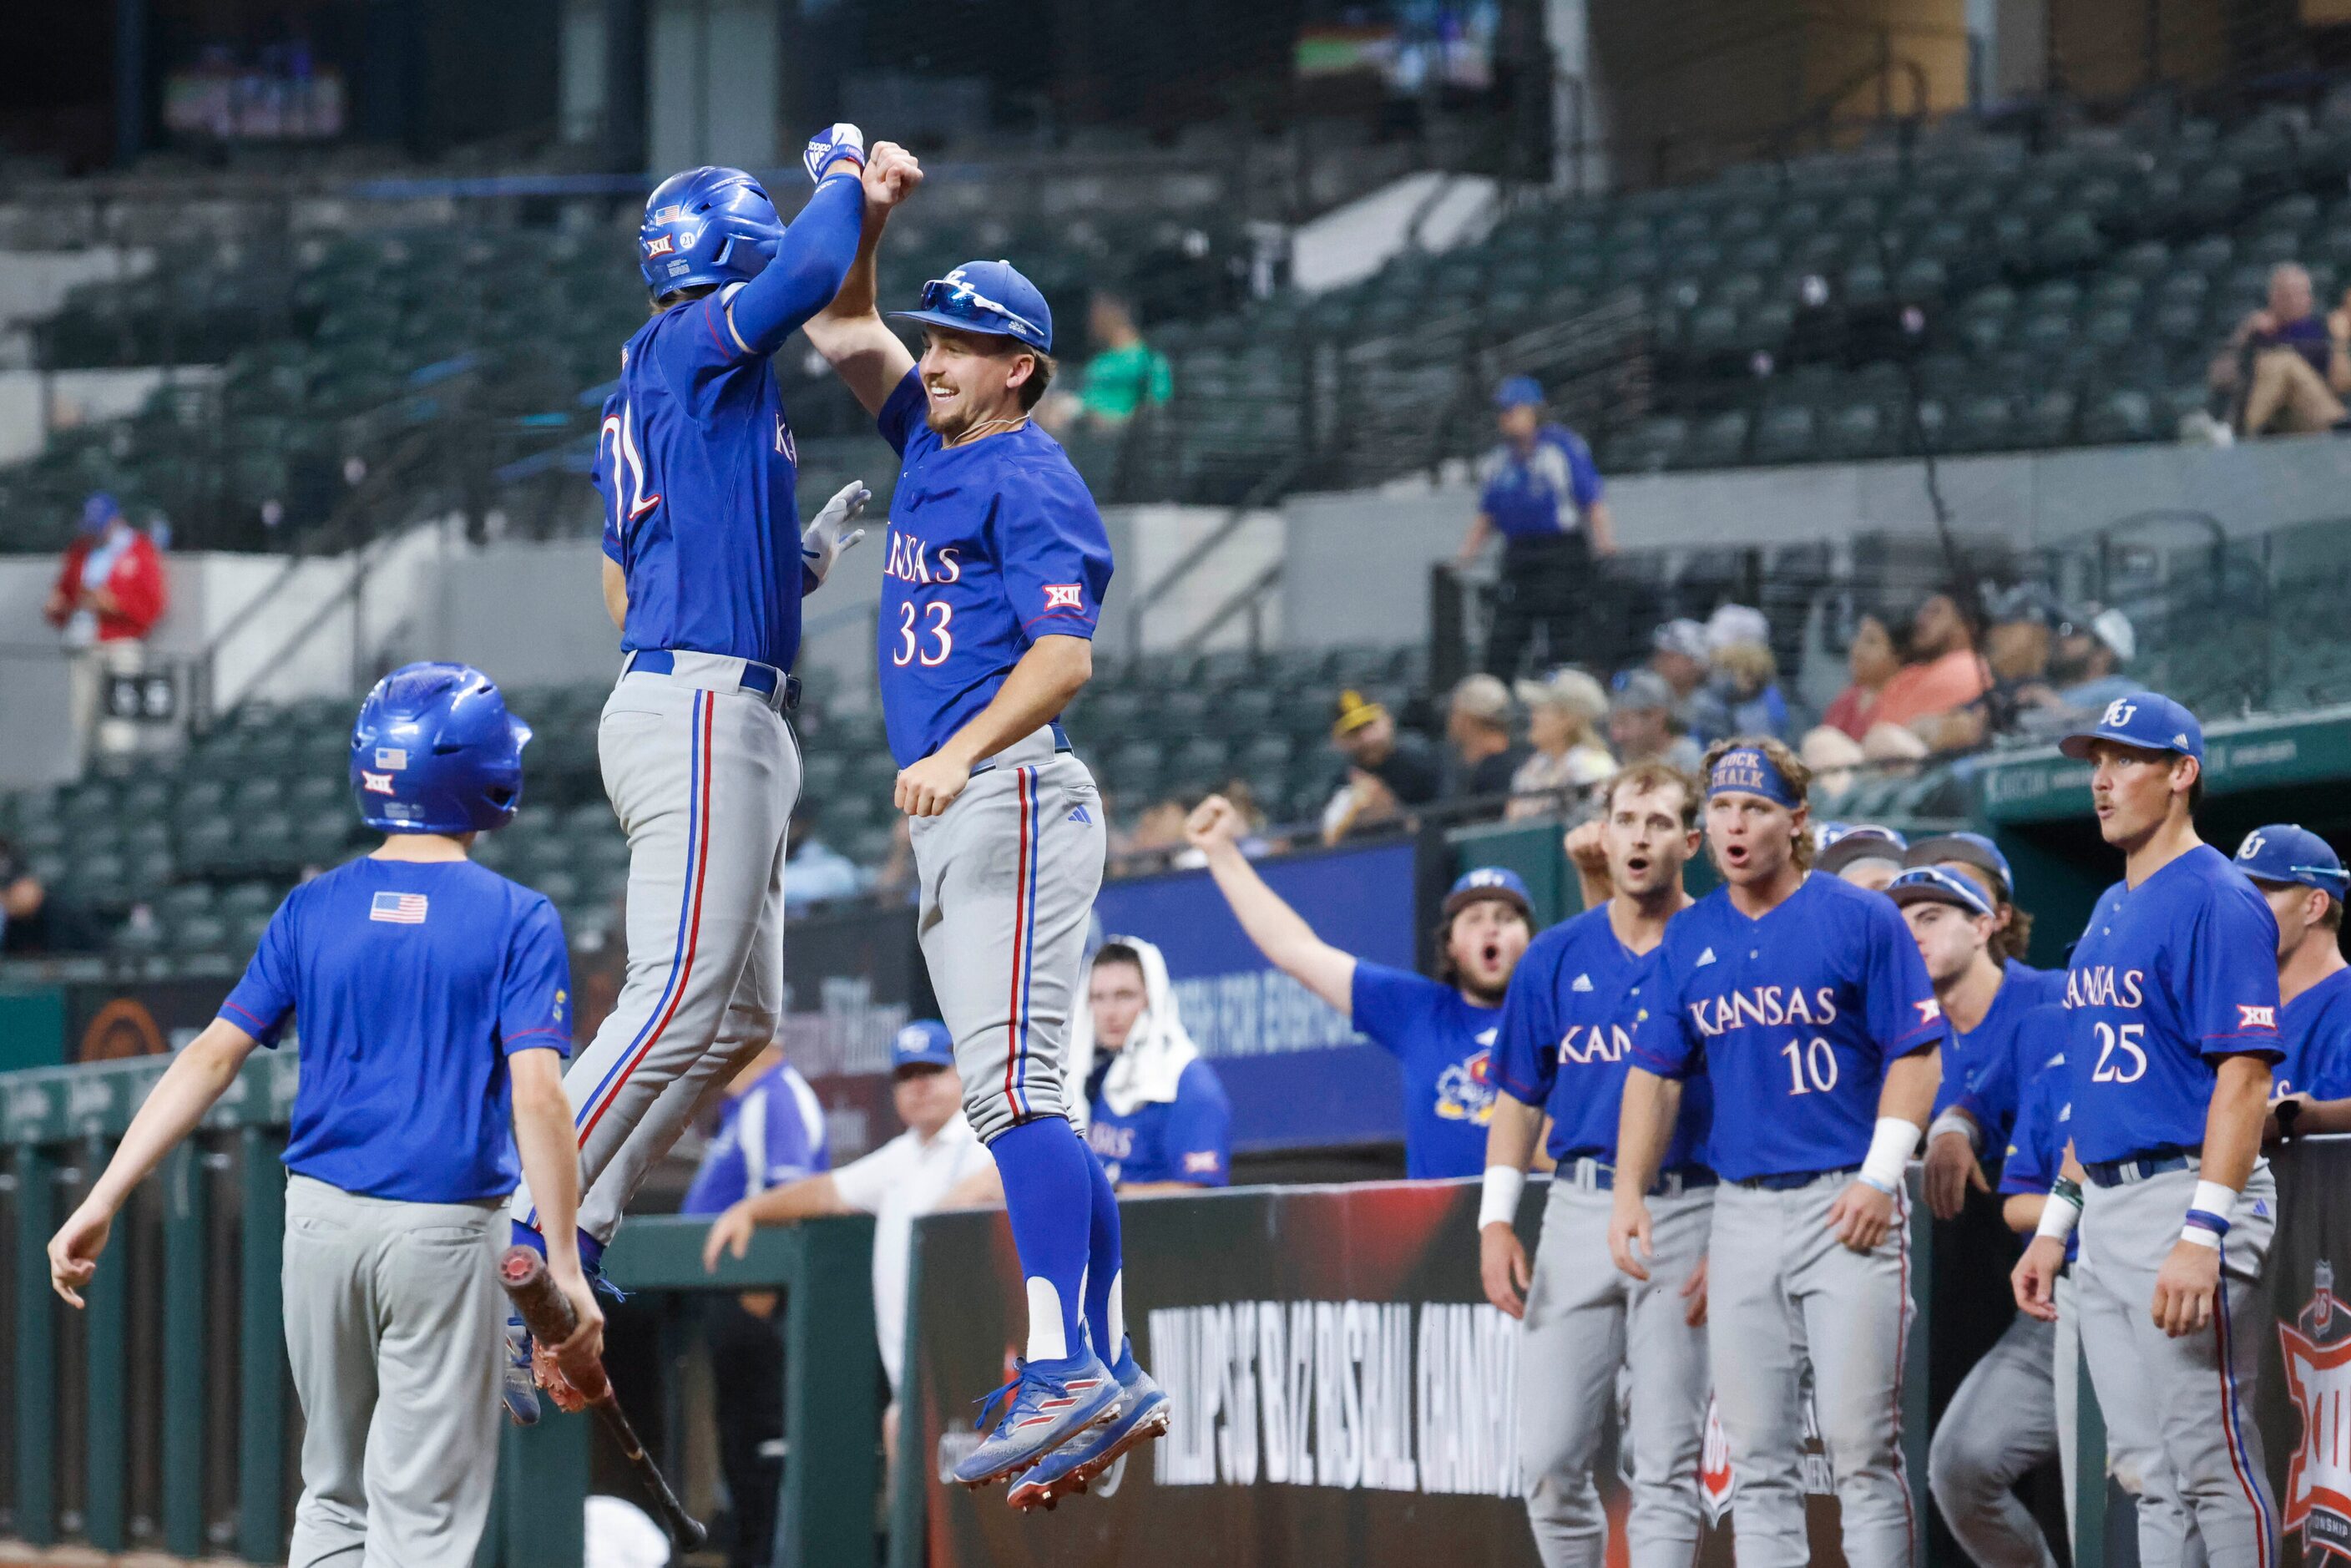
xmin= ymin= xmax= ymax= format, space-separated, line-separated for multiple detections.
xmin=220 ymin=857 xmax=571 ymax=1206
xmin=1350 ymin=962 xmax=1503 ymax=1180
xmin=1084 ymin=1058 xmax=1232 ymax=1186
xmin=597 ymin=283 xmax=810 ymax=671
xmin=1932 ymin=958 xmax=2068 ymax=1151
xmin=2061 ymin=845 xmax=2281 ymax=1163
xmin=1632 ymin=873 xmax=1940 ymax=1182
xmin=873 ymin=369 xmax=1114 ymax=767
xmin=1492 ymin=905 xmax=1711 ymax=1171
xmin=2278 ymin=965 xmax=2351 ymax=1101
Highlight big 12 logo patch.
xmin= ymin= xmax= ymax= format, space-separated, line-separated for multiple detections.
xmin=2282 ymin=1259 xmax=2351 ymax=1560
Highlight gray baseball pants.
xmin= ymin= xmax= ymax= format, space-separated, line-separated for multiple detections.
xmin=1929 ymin=1312 xmax=2059 ymax=1568
xmin=1519 ymin=1171 xmax=1712 ymax=1568
xmin=282 ymin=1174 xmax=505 ymax=1568
xmin=1708 ymin=1173 xmax=1916 ymax=1568
xmin=910 ymin=726 xmax=1105 ymax=1142
xmin=510 ymin=654 xmax=799 ymax=1244
xmin=2056 ymin=1264 xmax=2208 ymax=1568
xmin=2080 ymin=1162 xmax=2277 ymax=1568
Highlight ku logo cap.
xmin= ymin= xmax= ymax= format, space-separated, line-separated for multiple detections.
xmin=2056 ymin=690 xmax=2204 ymax=763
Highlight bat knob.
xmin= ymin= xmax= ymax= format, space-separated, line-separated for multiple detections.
xmin=498 ymin=1245 xmax=546 ymax=1287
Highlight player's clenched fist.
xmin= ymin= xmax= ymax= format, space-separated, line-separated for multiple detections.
xmin=1185 ymin=794 xmax=1243 ymax=851
xmin=1826 ymin=1178 xmax=1897 ymax=1252
xmin=896 ymin=751 xmax=973 ymax=817
xmin=863 ymin=141 xmax=923 ymax=210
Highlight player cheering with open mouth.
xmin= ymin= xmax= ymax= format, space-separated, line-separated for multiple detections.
xmin=502 ymin=125 xmax=883 ymax=1419
xmin=803 ymin=149 xmax=1153 ymax=1503
xmin=1613 ymin=736 xmax=1942 ymax=1568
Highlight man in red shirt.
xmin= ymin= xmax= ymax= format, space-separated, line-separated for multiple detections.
xmin=44 ymin=493 xmax=169 ymax=761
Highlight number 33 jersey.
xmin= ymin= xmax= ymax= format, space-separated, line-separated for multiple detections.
xmin=2060 ymin=844 xmax=2281 ymax=1164
xmin=872 ymin=368 xmax=1114 ymax=768
xmin=1630 ymin=872 xmax=1942 ymax=1182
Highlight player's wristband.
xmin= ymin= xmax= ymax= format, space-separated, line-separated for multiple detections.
xmin=1927 ymin=1110 xmax=1980 ymax=1152
xmin=1479 ymin=1166 xmax=1527 ymax=1230
xmin=2034 ymin=1186 xmax=2082 ymax=1243
xmin=2181 ymin=1178 xmax=2237 ymax=1247
xmin=1858 ymin=1117 xmax=1923 ymax=1195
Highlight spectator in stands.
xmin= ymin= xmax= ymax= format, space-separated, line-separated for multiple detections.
xmin=1929 ymin=585 xmax=2060 ymax=751
xmin=1060 ymin=291 xmax=1173 ymax=432
xmin=1458 ymin=377 xmax=1615 ymax=678
xmin=1189 ymin=795 xmax=1531 ymax=1179
xmin=781 ymin=808 xmax=866 ymax=911
xmin=0 ymin=837 xmax=51 ymax=956
xmin=1127 ymin=797 xmax=1193 ymax=861
xmin=1817 ymin=823 xmax=1909 ymax=893
xmin=1608 ymin=670 xmax=1705 ymax=774
xmin=2041 ymin=605 xmax=2137 ymax=715
xmin=1068 ymin=938 xmax=1233 ymax=1191
xmin=1686 ymin=606 xmax=1795 ymax=742
xmin=1323 ymin=689 xmax=1441 ymax=845
xmin=1801 ymin=725 xmax=1869 ymax=807
xmin=1508 ymin=667 xmax=1614 ymax=821
xmin=1868 ymin=592 xmax=1990 ymax=743
xmin=43 ymin=492 xmax=169 ymax=762
xmin=1820 ymin=613 xmax=1904 ymax=740
xmin=1445 ymin=675 xmax=1526 ymax=805
xmin=1646 ymin=620 xmax=1711 ymax=730
xmin=701 ymin=1023 xmax=991 ymax=1481
xmin=2209 ymin=263 xmax=2350 ymax=437
xmin=680 ymin=1047 xmax=829 ymax=1568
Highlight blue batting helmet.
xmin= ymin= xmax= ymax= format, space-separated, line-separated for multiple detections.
xmin=351 ymin=663 xmax=532 ymax=835
xmin=891 ymin=260 xmax=1054 ymax=353
xmin=639 ymin=166 xmax=785 ymax=302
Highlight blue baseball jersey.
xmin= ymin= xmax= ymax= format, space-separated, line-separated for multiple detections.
xmin=872 ymin=370 xmax=1115 ymax=767
xmin=1351 ymin=962 xmax=1502 ymax=1180
xmin=597 ymin=284 xmax=814 ymax=672
xmin=1084 ymin=1059 xmax=1232 ymax=1186
xmin=1631 ymin=873 xmax=1942 ymax=1182
xmin=2062 ymin=846 xmax=2282 ymax=1163
xmin=1932 ymin=959 xmax=2068 ymax=1148
xmin=680 ymin=1062 xmax=832 ymax=1216
xmin=1998 ymin=1012 xmax=2079 ymax=1262
xmin=1491 ymin=907 xmax=1711 ymax=1171
xmin=220 ymin=857 xmax=571 ymax=1205
xmin=2278 ymin=965 xmax=2351 ymax=1101
xmin=1475 ymin=424 xmax=1604 ymax=542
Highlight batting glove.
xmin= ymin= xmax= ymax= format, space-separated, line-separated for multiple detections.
xmin=801 ymin=480 xmax=870 ymax=584
xmin=803 ymin=123 xmax=867 ymax=185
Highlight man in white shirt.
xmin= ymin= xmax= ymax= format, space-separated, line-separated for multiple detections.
xmin=702 ymin=1019 xmax=993 ymax=1461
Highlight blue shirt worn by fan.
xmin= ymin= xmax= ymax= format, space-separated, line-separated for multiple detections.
xmin=1084 ymin=1057 xmax=1233 ymax=1187
xmin=681 ymin=1061 xmax=832 ymax=1216
xmin=1350 ymin=963 xmax=1504 ymax=1181
xmin=220 ymin=857 xmax=573 ymax=1205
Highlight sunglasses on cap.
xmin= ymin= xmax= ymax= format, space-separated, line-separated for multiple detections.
xmin=916 ymin=276 xmax=1045 ymax=344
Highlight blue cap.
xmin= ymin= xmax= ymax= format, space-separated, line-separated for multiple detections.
xmin=1816 ymin=822 xmax=1908 ymax=877
xmin=2233 ymin=824 xmax=2348 ymax=896
xmin=1886 ymin=865 xmax=1997 ymax=920
xmin=891 ymin=260 xmax=1053 ymax=353
xmin=80 ymin=492 xmax=121 ymax=534
xmin=1445 ymin=866 xmax=1532 ymax=918
xmin=891 ymin=1019 xmax=956 ymax=1074
xmin=1494 ymin=375 xmax=1545 ymax=409
xmin=1904 ymin=831 xmax=2013 ymax=900
xmin=2057 ymin=691 xmax=2204 ymax=763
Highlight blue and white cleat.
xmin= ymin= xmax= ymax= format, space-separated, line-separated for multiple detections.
xmin=1007 ymin=1343 xmax=1170 ymax=1511
xmin=502 ymin=1314 xmax=542 ymax=1426
xmin=953 ymin=1353 xmax=1123 ymax=1490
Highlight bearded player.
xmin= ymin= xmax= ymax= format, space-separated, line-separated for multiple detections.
xmin=802 ymin=150 xmax=1158 ymax=1500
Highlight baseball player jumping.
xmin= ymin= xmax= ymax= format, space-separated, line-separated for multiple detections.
xmin=2013 ymin=693 xmax=2282 ymax=1568
xmin=503 ymin=125 xmax=882 ymax=1414
xmin=1483 ymin=760 xmax=1711 ymax=1568
xmin=802 ymin=151 xmax=1155 ymax=1500
xmin=1614 ymin=736 xmax=1943 ymax=1568
xmin=48 ymin=664 xmax=600 ymax=1565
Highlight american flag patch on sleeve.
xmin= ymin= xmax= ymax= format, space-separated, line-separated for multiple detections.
xmin=370 ymin=892 xmax=429 ymax=924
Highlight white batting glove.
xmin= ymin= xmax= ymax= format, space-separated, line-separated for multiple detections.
xmin=801 ymin=481 xmax=870 ymax=584
xmin=803 ymin=123 xmax=866 ymax=185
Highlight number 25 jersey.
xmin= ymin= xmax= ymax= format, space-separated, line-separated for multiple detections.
xmin=1631 ymin=871 xmax=1941 ymax=1182
xmin=873 ymin=369 xmax=1114 ymax=768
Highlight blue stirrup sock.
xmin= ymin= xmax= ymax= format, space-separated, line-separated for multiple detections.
xmin=1081 ymin=1142 xmax=1129 ymax=1370
xmin=989 ymin=1116 xmax=1095 ymax=1368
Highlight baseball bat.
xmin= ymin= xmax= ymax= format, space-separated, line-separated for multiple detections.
xmin=497 ymin=1245 xmax=709 ymax=1552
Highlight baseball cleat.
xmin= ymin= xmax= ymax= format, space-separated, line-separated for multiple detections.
xmin=1007 ymin=1345 xmax=1170 ymax=1511
xmin=502 ymin=1315 xmax=542 ymax=1426
xmin=953 ymin=1353 xmax=1123 ymax=1490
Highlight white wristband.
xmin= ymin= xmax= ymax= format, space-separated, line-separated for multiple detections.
xmin=1927 ymin=1110 xmax=1980 ymax=1152
xmin=2178 ymin=1225 xmax=2222 ymax=1250
xmin=1479 ymin=1166 xmax=1527 ymax=1230
xmin=1858 ymin=1117 xmax=1923 ymax=1194
xmin=2191 ymin=1180 xmax=2239 ymax=1222
xmin=2034 ymin=1191 xmax=2082 ymax=1242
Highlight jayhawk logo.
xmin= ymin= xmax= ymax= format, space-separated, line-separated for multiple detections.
xmin=1435 ymin=1031 xmax=1500 ymax=1124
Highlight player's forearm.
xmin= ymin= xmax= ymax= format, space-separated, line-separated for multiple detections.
xmin=728 ymin=172 xmax=864 ymax=356
xmin=601 ymin=558 xmax=627 ymax=630
xmin=938 ymin=635 xmax=1091 ymax=769
xmin=735 ymin=1173 xmax=849 ymax=1226
xmin=88 ymin=1021 xmax=257 ymax=1215
xmin=2294 ymin=1097 xmax=2351 ymax=1135
xmin=1876 ymin=1049 xmax=1939 ymax=1129
xmin=1198 ymin=839 xmax=1355 ymax=1010
xmin=816 ymin=185 xmax=892 ymax=329
xmin=2002 ymin=1193 xmax=2045 ymax=1236
xmin=510 ymin=1055 xmax=586 ymax=1273
xmin=1612 ymin=1069 xmax=1679 ymax=1191
xmin=2197 ymin=1055 xmax=2274 ymax=1191
xmin=1484 ymin=1095 xmax=1545 ymax=1174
